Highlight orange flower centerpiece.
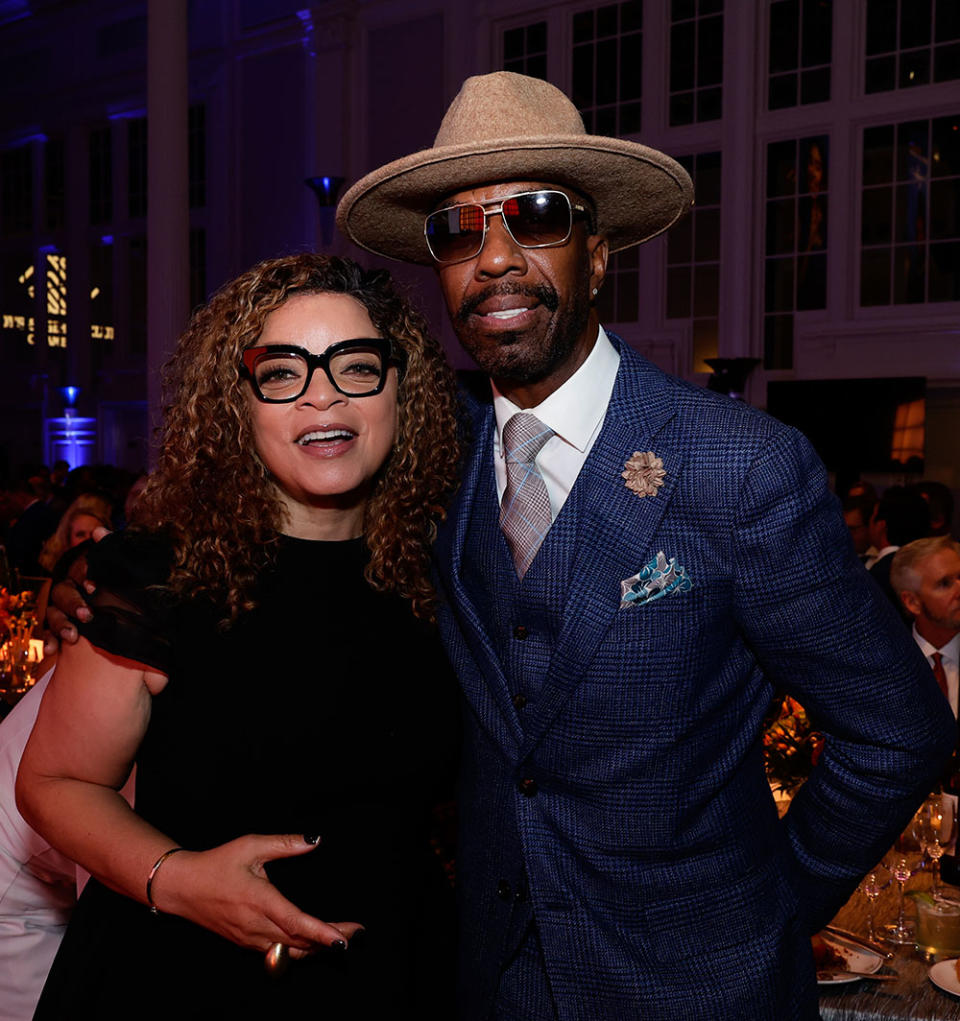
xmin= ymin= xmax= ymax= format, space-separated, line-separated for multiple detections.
xmin=763 ymin=694 xmax=823 ymax=797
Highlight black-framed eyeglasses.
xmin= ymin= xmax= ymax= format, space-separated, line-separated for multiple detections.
xmin=240 ymin=338 xmax=402 ymax=402
xmin=423 ymin=189 xmax=594 ymax=265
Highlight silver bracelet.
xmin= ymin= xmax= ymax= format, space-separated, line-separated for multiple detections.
xmin=145 ymin=846 xmax=185 ymax=915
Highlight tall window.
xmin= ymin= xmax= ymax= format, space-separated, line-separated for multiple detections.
xmin=129 ymin=236 xmax=147 ymax=354
xmin=45 ymin=253 xmax=67 ymax=349
xmin=45 ymin=137 xmax=65 ymax=230
xmin=861 ymin=115 xmax=960 ymax=305
xmin=768 ymin=0 xmax=832 ymax=110
xmin=865 ymin=0 xmax=960 ymax=93
xmin=597 ymin=247 xmax=640 ymax=324
xmin=764 ymin=135 xmax=829 ymax=369
xmin=1 ymin=146 xmax=33 ymax=235
xmin=1 ymin=252 xmax=36 ymax=355
xmin=572 ymin=1 xmax=643 ymax=136
xmin=665 ymin=152 xmax=721 ymax=372
xmin=189 ymin=227 xmax=206 ymax=309
xmin=128 ymin=117 xmax=147 ymax=218
xmin=89 ymin=241 xmax=114 ymax=345
xmin=502 ymin=21 xmax=548 ymax=80
xmin=669 ymin=0 xmax=723 ymax=127
xmin=89 ymin=126 xmax=112 ymax=224
xmin=189 ymin=104 xmax=207 ymax=209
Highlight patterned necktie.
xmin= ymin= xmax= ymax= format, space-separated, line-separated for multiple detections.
xmin=500 ymin=413 xmax=554 ymax=579
xmin=933 ymin=652 xmax=949 ymax=699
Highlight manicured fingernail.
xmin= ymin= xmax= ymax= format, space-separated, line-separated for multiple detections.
xmin=303 ymin=834 xmax=320 ymax=845
xmin=77 ymin=608 xmax=92 ymax=621
xmin=329 ymin=939 xmax=346 ymax=952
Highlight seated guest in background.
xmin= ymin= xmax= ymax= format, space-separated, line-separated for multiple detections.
xmin=892 ymin=537 xmax=960 ymax=716
xmin=842 ymin=493 xmax=877 ymax=563
xmin=868 ymin=485 xmax=931 ymax=615
xmin=35 ymin=494 xmax=114 ymax=629
xmin=0 ymin=671 xmax=135 ymax=1021
xmin=0 ymin=671 xmax=78 ymax=1021
xmin=4 ymin=477 xmax=59 ymax=579
xmin=37 ymin=494 xmax=114 ymax=574
xmin=17 ymin=253 xmax=460 ymax=1019
xmin=845 ymin=478 xmax=878 ymax=503
xmin=916 ymin=481 xmax=956 ymax=538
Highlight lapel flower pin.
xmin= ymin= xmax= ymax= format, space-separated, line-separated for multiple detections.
xmin=622 ymin=450 xmax=665 ymax=498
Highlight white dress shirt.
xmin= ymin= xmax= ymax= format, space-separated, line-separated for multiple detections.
xmin=913 ymin=626 xmax=960 ymax=718
xmin=865 ymin=545 xmax=899 ymax=571
xmin=492 ymin=326 xmax=620 ymax=520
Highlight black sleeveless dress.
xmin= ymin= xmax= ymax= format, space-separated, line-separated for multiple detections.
xmin=35 ymin=531 xmax=459 ymax=1019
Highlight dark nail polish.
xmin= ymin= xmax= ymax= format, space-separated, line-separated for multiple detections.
xmin=329 ymin=939 xmax=347 ymax=952
xmin=303 ymin=834 xmax=320 ymax=845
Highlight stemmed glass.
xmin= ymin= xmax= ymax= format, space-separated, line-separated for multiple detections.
xmin=883 ymin=856 xmax=915 ymax=945
xmin=860 ymin=872 xmax=883 ymax=942
xmin=913 ymin=793 xmax=956 ymax=899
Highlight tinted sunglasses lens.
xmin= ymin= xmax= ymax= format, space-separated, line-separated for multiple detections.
xmin=426 ymin=204 xmax=485 ymax=263
xmin=504 ymin=192 xmax=572 ymax=246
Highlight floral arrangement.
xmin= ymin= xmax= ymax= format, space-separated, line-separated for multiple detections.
xmin=0 ymin=587 xmax=38 ymax=642
xmin=763 ymin=694 xmax=823 ymax=796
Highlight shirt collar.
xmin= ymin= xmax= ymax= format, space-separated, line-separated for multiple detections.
xmin=913 ymin=624 xmax=960 ymax=661
xmin=492 ymin=325 xmax=620 ymax=455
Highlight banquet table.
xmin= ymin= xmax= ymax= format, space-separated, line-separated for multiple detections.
xmin=819 ymin=864 xmax=960 ymax=1020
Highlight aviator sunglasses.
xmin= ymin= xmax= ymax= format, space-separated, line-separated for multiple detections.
xmin=423 ymin=189 xmax=594 ymax=265
xmin=240 ymin=337 xmax=403 ymax=402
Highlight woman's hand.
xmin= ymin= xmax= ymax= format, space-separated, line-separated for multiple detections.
xmin=151 ymin=833 xmax=364 ymax=958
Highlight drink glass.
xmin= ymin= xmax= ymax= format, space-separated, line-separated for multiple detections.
xmin=915 ymin=894 xmax=960 ymax=958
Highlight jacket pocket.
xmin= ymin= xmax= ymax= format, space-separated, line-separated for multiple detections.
xmin=638 ymin=855 xmax=798 ymax=964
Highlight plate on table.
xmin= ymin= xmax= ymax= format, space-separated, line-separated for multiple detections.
xmin=929 ymin=959 xmax=960 ymax=997
xmin=815 ymin=932 xmax=885 ymax=986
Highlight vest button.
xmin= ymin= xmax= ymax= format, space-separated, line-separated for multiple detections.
xmin=496 ymin=879 xmax=512 ymax=900
xmin=512 ymin=693 xmax=528 ymax=710
xmin=513 ymin=625 xmax=529 ymax=640
xmin=518 ymin=777 xmax=538 ymax=797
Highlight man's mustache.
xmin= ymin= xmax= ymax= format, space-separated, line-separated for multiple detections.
xmin=456 ymin=283 xmax=559 ymax=322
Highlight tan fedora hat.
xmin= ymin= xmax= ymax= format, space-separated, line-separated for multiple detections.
xmin=336 ymin=71 xmax=694 ymax=266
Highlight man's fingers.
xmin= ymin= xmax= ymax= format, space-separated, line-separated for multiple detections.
xmin=44 ymin=606 xmax=79 ymax=647
xmin=49 ymin=581 xmax=92 ymax=622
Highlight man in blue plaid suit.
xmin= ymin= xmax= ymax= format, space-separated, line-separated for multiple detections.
xmin=338 ymin=73 xmax=955 ymax=1020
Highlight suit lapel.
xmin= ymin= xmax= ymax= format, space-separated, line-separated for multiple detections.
xmin=518 ymin=343 xmax=683 ymax=759
xmin=436 ymin=396 xmax=524 ymax=751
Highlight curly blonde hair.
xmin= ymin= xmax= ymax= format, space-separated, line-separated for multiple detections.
xmin=137 ymin=253 xmax=460 ymax=622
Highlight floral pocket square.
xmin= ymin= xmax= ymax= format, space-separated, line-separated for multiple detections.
xmin=619 ymin=551 xmax=692 ymax=610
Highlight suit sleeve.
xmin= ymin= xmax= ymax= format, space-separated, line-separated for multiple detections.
xmin=731 ymin=425 xmax=955 ymax=930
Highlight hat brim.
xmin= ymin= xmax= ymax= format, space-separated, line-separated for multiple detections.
xmin=336 ymin=135 xmax=694 ymax=265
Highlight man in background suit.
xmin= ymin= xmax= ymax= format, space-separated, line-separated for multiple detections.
xmin=892 ymin=536 xmax=960 ymax=717
xmin=337 ymin=72 xmax=954 ymax=1020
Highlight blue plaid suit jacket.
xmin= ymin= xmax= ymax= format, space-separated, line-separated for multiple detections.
xmin=434 ymin=337 xmax=955 ymax=1021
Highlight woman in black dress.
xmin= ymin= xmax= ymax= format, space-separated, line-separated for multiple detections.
xmin=17 ymin=254 xmax=461 ymax=1018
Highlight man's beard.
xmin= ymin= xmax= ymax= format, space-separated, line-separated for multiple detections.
xmin=453 ymin=264 xmax=593 ymax=388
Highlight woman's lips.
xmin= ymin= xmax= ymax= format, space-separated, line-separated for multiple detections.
xmin=295 ymin=425 xmax=357 ymax=456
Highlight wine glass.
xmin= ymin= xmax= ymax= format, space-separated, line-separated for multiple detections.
xmin=883 ymin=855 xmax=915 ymax=945
xmin=914 ymin=793 xmax=957 ymax=898
xmin=860 ymin=872 xmax=883 ymax=941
